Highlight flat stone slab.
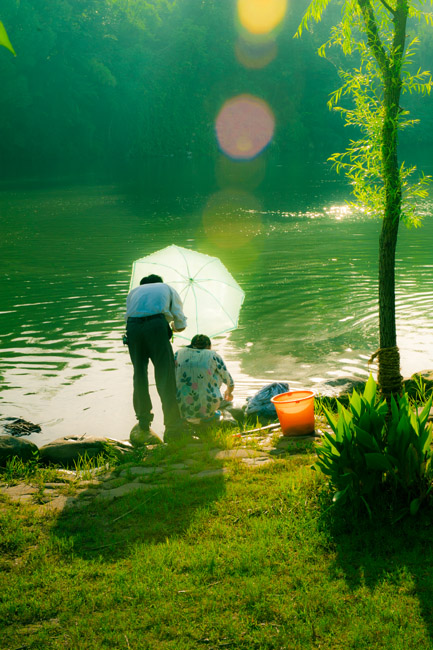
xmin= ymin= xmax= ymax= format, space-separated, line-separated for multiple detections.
xmin=43 ymin=495 xmax=77 ymax=511
xmin=42 ymin=482 xmax=68 ymax=490
xmin=269 ymin=448 xmax=287 ymax=456
xmin=242 ymin=457 xmax=274 ymax=467
xmin=96 ymin=482 xmax=155 ymax=499
xmin=211 ymin=448 xmax=261 ymax=460
xmin=101 ymin=479 xmax=125 ymax=490
xmin=120 ymin=466 xmax=164 ymax=477
xmin=5 ymin=493 xmax=36 ymax=504
xmin=183 ymin=459 xmax=198 ymax=467
xmin=185 ymin=443 xmax=207 ymax=452
xmin=100 ymin=471 xmax=119 ymax=482
xmin=165 ymin=469 xmax=191 ymax=478
xmin=1 ymin=484 xmax=38 ymax=498
xmin=279 ymin=433 xmax=318 ymax=442
xmin=71 ymin=498 xmax=93 ymax=510
xmin=78 ymin=479 xmax=102 ymax=487
xmin=192 ymin=468 xmax=228 ymax=479
xmin=54 ymin=470 xmax=79 ymax=482
xmin=275 ymin=437 xmax=303 ymax=447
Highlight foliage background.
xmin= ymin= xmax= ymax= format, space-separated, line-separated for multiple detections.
xmin=0 ymin=0 xmax=430 ymax=179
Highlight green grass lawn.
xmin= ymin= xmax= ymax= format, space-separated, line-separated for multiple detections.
xmin=2 ymin=432 xmax=433 ymax=650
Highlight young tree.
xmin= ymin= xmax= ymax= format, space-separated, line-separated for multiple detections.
xmin=296 ymin=0 xmax=433 ymax=398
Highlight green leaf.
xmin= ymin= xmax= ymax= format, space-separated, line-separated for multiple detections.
xmin=363 ymin=374 xmax=376 ymax=406
xmin=336 ymin=414 xmax=350 ymax=445
xmin=390 ymin=395 xmax=399 ymax=422
xmin=323 ymin=406 xmax=338 ymax=433
xmin=396 ymin=416 xmax=412 ymax=441
xmin=420 ymin=425 xmax=433 ymax=455
xmin=418 ymin=394 xmax=433 ymax=430
xmin=295 ymin=0 xmax=333 ymax=39
xmin=392 ymin=507 xmax=409 ymax=524
xmin=337 ymin=401 xmax=353 ymax=430
xmin=314 ymin=462 xmax=333 ymax=476
xmin=375 ymin=399 xmax=388 ymax=418
xmin=315 ymin=450 xmax=336 ymax=467
xmin=0 ymin=21 xmax=16 ymax=56
xmin=355 ymin=426 xmax=380 ymax=451
xmin=322 ymin=432 xmax=341 ymax=456
xmin=350 ymin=389 xmax=362 ymax=417
xmin=409 ymin=407 xmax=419 ymax=434
xmin=410 ymin=498 xmax=421 ymax=516
xmin=361 ymin=496 xmax=372 ymax=519
xmin=406 ymin=444 xmax=419 ymax=482
xmin=364 ymin=452 xmax=392 ymax=471
xmin=332 ymin=485 xmax=349 ymax=503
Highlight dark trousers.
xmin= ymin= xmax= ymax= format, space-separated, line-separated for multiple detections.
xmin=127 ymin=317 xmax=181 ymax=431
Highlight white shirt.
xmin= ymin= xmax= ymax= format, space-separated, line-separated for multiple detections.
xmin=125 ymin=282 xmax=187 ymax=330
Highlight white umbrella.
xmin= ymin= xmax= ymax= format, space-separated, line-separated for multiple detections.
xmin=129 ymin=245 xmax=245 ymax=341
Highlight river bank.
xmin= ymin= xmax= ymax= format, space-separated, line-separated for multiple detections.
xmin=2 ymin=170 xmax=433 ymax=446
xmin=1 ymin=369 xmax=432 ymax=458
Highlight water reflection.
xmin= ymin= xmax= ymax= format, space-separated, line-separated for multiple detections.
xmin=1 ymin=159 xmax=433 ymax=443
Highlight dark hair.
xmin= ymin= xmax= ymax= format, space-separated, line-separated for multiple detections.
xmin=190 ymin=334 xmax=211 ymax=350
xmin=140 ymin=274 xmax=163 ymax=285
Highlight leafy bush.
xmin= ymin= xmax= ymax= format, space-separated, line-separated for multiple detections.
xmin=386 ymin=392 xmax=433 ymax=516
xmin=314 ymin=375 xmax=433 ymax=518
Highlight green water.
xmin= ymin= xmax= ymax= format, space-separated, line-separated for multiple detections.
xmin=1 ymin=157 xmax=433 ymax=444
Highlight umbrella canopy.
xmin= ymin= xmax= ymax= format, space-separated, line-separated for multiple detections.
xmin=129 ymin=245 xmax=245 ymax=341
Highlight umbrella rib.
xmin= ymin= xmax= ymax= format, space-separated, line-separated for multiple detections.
xmin=190 ymin=283 xmax=200 ymax=332
xmin=181 ymin=283 xmax=193 ymax=303
xmin=138 ymin=260 xmax=189 ymax=282
xmin=174 ymin=325 xmax=241 ymax=341
xmin=190 ymin=258 xmax=215 ymax=281
xmin=193 ymin=284 xmax=240 ymax=327
xmin=176 ymin=248 xmax=193 ymax=280
xmin=192 ymin=277 xmax=244 ymax=291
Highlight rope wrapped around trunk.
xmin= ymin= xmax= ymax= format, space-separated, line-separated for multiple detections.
xmin=368 ymin=346 xmax=403 ymax=397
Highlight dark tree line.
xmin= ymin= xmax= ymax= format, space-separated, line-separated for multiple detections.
xmin=0 ymin=0 xmax=431 ymax=179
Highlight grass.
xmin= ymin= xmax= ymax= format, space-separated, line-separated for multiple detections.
xmin=2 ymin=427 xmax=433 ymax=649
xmin=2 ymin=448 xmax=121 ymax=486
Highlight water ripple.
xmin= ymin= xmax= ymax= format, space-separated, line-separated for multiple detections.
xmin=2 ymin=177 xmax=433 ymax=441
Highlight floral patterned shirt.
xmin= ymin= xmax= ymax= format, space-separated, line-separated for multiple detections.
xmin=174 ymin=347 xmax=234 ymax=421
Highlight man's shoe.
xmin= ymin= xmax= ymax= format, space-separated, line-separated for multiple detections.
xmin=164 ymin=425 xmax=200 ymax=444
xmin=163 ymin=428 xmax=182 ymax=444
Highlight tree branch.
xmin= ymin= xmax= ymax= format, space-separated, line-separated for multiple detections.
xmin=392 ymin=0 xmax=409 ymax=67
xmin=378 ymin=0 xmax=396 ymax=16
xmin=357 ymin=0 xmax=390 ymax=75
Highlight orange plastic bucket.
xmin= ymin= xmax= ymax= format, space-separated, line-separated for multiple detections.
xmin=271 ymin=390 xmax=315 ymax=436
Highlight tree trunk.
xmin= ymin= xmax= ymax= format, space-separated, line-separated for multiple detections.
xmin=376 ymin=2 xmax=408 ymax=398
xmin=378 ymin=210 xmax=403 ymax=397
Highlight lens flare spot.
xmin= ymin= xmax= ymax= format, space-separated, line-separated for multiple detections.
xmin=216 ymin=94 xmax=275 ymax=161
xmin=235 ymin=36 xmax=277 ymax=69
xmin=202 ymin=189 xmax=262 ymax=250
xmin=237 ymin=0 xmax=287 ymax=35
xmin=236 ymin=135 xmax=252 ymax=152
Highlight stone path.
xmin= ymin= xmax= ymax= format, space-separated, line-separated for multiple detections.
xmin=0 ymin=428 xmax=323 ymax=514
